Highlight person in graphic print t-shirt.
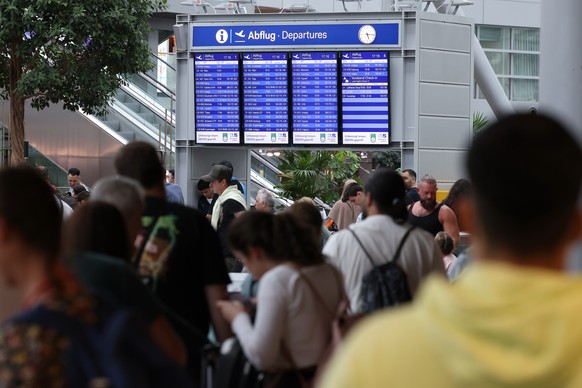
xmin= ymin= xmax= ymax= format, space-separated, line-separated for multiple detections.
xmin=114 ymin=141 xmax=232 ymax=342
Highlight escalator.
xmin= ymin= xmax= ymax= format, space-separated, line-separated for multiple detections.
xmin=15 ymin=52 xmax=291 ymax=207
xmin=20 ymin=53 xmax=176 ymax=185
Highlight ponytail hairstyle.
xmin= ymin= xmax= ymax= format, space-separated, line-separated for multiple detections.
xmin=365 ymin=168 xmax=408 ymax=222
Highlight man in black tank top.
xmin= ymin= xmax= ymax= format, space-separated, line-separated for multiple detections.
xmin=407 ymin=175 xmax=460 ymax=249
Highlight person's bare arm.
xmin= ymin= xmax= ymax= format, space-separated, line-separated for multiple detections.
xmin=205 ymin=284 xmax=233 ymax=341
xmin=149 ymin=316 xmax=187 ymax=366
xmin=440 ymin=205 xmax=460 ymax=249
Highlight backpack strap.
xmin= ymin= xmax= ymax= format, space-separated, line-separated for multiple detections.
xmin=392 ymin=226 xmax=416 ymax=264
xmin=349 ymin=225 xmax=415 ymax=268
xmin=294 ymin=266 xmax=339 ymax=321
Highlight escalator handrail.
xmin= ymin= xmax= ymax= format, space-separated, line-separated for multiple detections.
xmin=251 ymin=151 xmax=283 ymax=175
xmin=151 ymin=53 xmax=176 ymax=72
xmin=120 ymin=82 xmax=176 ymax=127
xmin=134 ymin=71 xmax=175 ymax=97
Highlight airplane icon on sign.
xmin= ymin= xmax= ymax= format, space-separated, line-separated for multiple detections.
xmin=234 ymin=30 xmax=246 ymax=38
xmin=342 ymin=54 xmax=349 ymax=59
xmin=292 ymin=54 xmax=299 ymax=59
xmin=196 ymin=55 xmax=202 ymax=60
xmin=243 ymin=55 xmax=250 ymax=59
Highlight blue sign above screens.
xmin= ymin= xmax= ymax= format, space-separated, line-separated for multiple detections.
xmin=193 ymin=51 xmax=390 ymax=146
xmin=192 ymin=23 xmax=400 ymax=48
xmin=194 ymin=53 xmax=240 ymax=144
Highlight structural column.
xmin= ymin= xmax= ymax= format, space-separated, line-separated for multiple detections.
xmin=539 ymin=0 xmax=582 ymax=142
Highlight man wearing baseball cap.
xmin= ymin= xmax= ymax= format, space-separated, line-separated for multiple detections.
xmin=202 ymin=164 xmax=247 ymax=271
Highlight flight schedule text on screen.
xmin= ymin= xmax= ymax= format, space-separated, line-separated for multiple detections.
xmin=192 ymin=51 xmax=390 ymax=146
xmin=341 ymin=51 xmax=390 ymax=145
xmin=194 ymin=53 xmax=241 ymax=144
xmin=242 ymin=52 xmax=289 ymax=144
xmin=291 ymin=52 xmax=339 ymax=145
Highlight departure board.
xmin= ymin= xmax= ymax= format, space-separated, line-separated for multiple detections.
xmin=194 ymin=53 xmax=241 ymax=144
xmin=341 ymin=51 xmax=390 ymax=145
xmin=291 ymin=52 xmax=339 ymax=145
xmin=242 ymin=52 xmax=289 ymax=144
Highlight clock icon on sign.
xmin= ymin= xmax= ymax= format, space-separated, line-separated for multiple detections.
xmin=358 ymin=25 xmax=376 ymax=44
xmin=358 ymin=24 xmax=376 ymax=44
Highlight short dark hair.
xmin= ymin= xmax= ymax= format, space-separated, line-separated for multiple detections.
xmin=114 ymin=142 xmax=166 ymax=189
xmin=468 ymin=113 xmax=582 ymax=254
xmin=168 ymin=169 xmax=175 ymax=176
xmin=197 ymin=179 xmax=210 ymax=191
xmin=0 ymin=166 xmax=61 ymax=262
xmin=341 ymin=182 xmax=362 ymax=202
xmin=68 ymin=167 xmax=81 ymax=176
xmin=365 ymin=168 xmax=407 ymax=222
xmin=72 ymin=185 xmax=88 ymax=195
xmin=76 ymin=191 xmax=90 ymax=203
xmin=344 ymin=183 xmax=363 ymax=200
xmin=402 ymin=169 xmax=417 ymax=181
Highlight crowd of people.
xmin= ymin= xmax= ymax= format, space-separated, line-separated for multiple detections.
xmin=0 ymin=113 xmax=581 ymax=387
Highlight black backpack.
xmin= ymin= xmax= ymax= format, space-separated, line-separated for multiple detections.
xmin=350 ymin=226 xmax=414 ymax=313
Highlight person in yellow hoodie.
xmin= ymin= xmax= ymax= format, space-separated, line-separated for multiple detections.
xmin=318 ymin=113 xmax=582 ymax=388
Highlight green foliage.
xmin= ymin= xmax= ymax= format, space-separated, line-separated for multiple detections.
xmin=0 ymin=0 xmax=164 ymax=115
xmin=0 ymin=0 xmax=165 ymax=162
xmin=372 ymin=151 xmax=401 ymax=171
xmin=276 ymin=150 xmax=361 ymax=204
xmin=473 ymin=111 xmax=489 ymax=135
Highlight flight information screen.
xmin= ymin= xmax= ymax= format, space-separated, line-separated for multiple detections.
xmin=341 ymin=51 xmax=390 ymax=145
xmin=291 ymin=52 xmax=339 ymax=145
xmin=242 ymin=52 xmax=289 ymax=144
xmin=194 ymin=53 xmax=240 ymax=144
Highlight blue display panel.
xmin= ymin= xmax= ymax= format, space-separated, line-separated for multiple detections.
xmin=291 ymin=52 xmax=338 ymax=145
xmin=194 ymin=53 xmax=240 ymax=144
xmin=341 ymin=52 xmax=390 ymax=145
xmin=192 ymin=22 xmax=400 ymax=48
xmin=242 ymin=52 xmax=289 ymax=144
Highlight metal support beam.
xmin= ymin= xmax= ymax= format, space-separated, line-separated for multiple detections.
xmin=539 ymin=0 xmax=582 ymax=141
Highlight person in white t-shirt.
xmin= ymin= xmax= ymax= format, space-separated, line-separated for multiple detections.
xmin=217 ymin=211 xmax=344 ymax=386
xmin=323 ymin=168 xmax=445 ymax=313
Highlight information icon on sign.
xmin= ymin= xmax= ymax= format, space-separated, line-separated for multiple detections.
xmin=216 ymin=29 xmax=229 ymax=44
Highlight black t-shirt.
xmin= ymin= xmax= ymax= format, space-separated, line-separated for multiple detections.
xmin=136 ymin=196 xmax=230 ymax=335
xmin=406 ymin=187 xmax=421 ymax=205
xmin=217 ymin=199 xmax=246 ymax=259
xmin=198 ymin=194 xmax=218 ymax=216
